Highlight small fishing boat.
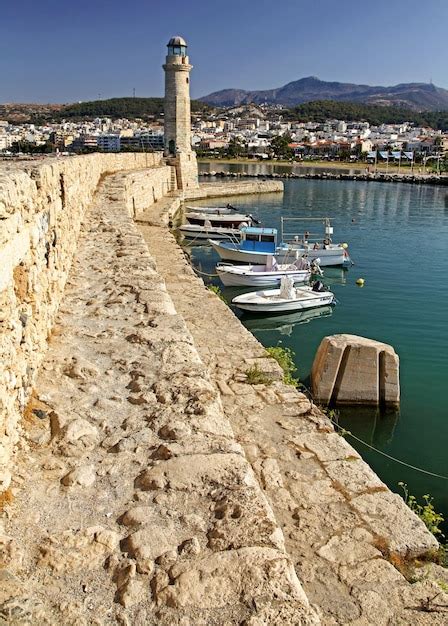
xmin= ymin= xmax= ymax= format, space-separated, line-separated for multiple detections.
xmin=210 ymin=219 xmax=351 ymax=267
xmin=184 ymin=204 xmax=238 ymax=214
xmin=179 ymin=223 xmax=243 ymax=241
xmin=217 ymin=257 xmax=321 ymax=287
xmin=185 ymin=210 xmax=255 ymax=229
xmin=232 ymin=276 xmax=334 ymax=313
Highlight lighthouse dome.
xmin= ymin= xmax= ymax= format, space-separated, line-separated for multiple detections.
xmin=168 ymin=36 xmax=187 ymax=47
xmin=167 ymin=36 xmax=187 ymax=56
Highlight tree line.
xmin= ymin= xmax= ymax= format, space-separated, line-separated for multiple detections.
xmin=3 ymin=98 xmax=211 ymax=125
xmin=284 ymin=100 xmax=448 ymax=131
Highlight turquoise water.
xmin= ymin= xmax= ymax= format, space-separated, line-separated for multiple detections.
xmin=185 ymin=175 xmax=448 ymax=527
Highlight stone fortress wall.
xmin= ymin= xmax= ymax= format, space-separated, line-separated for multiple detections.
xmin=0 ymin=153 xmax=173 ymax=492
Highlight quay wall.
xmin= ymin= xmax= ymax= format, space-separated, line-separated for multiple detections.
xmin=134 ymin=179 xmax=446 ymax=622
xmin=200 ymin=169 xmax=448 ymax=186
xmin=0 ymin=153 xmax=173 ymax=491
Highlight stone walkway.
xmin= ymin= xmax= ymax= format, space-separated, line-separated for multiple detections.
xmin=1 ymin=173 xmax=447 ymax=625
xmin=137 ymin=188 xmax=448 ymax=625
xmin=1 ymin=176 xmax=317 ymax=624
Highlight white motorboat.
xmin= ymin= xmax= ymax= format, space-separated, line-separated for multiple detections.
xmin=279 ymin=216 xmax=351 ymax=266
xmin=185 ymin=210 xmax=254 ymax=228
xmin=184 ymin=205 xmax=236 ymax=214
xmin=179 ymin=223 xmax=243 ymax=241
xmin=217 ymin=257 xmax=320 ymax=287
xmin=210 ymin=219 xmax=351 ymax=267
xmin=232 ymin=276 xmax=334 ymax=313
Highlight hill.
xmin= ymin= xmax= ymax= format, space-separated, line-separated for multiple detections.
xmin=200 ymin=76 xmax=448 ymax=111
xmin=284 ymin=100 xmax=448 ymax=130
xmin=0 ymin=97 xmax=211 ymax=124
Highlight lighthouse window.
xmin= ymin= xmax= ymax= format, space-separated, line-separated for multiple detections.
xmin=186 ymin=77 xmax=189 ymax=84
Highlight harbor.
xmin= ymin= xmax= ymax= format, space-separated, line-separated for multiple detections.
xmin=180 ymin=174 xmax=448 ymax=530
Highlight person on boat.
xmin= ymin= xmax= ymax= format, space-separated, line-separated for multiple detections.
xmin=304 ymin=230 xmax=310 ymax=243
xmin=313 ymin=242 xmax=320 ymax=250
xmin=323 ymin=237 xmax=330 ymax=249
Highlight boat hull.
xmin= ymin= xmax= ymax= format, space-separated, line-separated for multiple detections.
xmin=180 ymin=226 xmax=241 ymax=240
xmin=217 ymin=266 xmax=310 ymax=287
xmin=210 ymin=240 xmax=348 ymax=266
xmin=232 ymin=287 xmax=335 ymax=313
xmin=186 ymin=212 xmax=252 ymax=228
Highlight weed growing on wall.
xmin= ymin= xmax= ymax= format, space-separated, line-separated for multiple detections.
xmin=207 ymin=284 xmax=226 ymax=302
xmin=266 ymin=345 xmax=299 ymax=387
xmin=399 ymin=481 xmax=447 ymax=567
xmin=245 ymin=364 xmax=273 ymax=386
xmin=399 ymin=482 xmax=445 ymax=539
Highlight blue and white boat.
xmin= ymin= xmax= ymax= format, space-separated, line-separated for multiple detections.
xmin=209 ymin=219 xmax=350 ymax=267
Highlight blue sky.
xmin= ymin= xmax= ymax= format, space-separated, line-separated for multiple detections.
xmin=1 ymin=0 xmax=447 ymax=103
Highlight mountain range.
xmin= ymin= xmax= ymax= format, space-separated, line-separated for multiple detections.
xmin=200 ymin=76 xmax=448 ymax=111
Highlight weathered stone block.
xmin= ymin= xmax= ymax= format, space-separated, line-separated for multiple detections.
xmin=311 ymin=334 xmax=400 ymax=407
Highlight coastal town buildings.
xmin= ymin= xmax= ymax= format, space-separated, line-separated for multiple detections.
xmin=0 ymin=103 xmax=446 ymax=164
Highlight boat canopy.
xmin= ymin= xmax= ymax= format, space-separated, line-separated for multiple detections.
xmin=242 ymin=227 xmax=277 ymax=236
xmin=240 ymin=226 xmax=277 ymax=253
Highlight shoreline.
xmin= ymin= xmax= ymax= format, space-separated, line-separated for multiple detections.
xmin=199 ymin=168 xmax=448 ymax=186
xmin=198 ymin=157 xmax=447 ymax=177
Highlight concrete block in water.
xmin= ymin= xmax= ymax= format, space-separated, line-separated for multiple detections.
xmin=311 ymin=334 xmax=400 ymax=407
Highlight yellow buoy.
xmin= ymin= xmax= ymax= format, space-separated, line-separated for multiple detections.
xmin=356 ymin=278 xmax=365 ymax=286
xmin=342 ymin=242 xmax=349 ymax=249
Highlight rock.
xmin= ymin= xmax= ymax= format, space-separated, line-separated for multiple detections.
xmin=117 ymin=578 xmax=146 ymax=608
xmin=134 ymin=453 xmax=256 ymax=494
xmin=62 ymin=419 xmax=98 ymax=445
xmin=317 ymin=528 xmax=382 ymax=565
xmin=156 ymin=547 xmax=309 ymax=609
xmin=0 ymin=470 xmax=11 ymax=491
xmin=115 ymin=562 xmax=136 ymax=590
xmin=61 ymin=464 xmax=96 ymax=487
xmin=95 ymin=529 xmax=120 ymax=552
xmin=123 ymin=522 xmax=189 ymax=562
xmin=64 ymin=357 xmax=100 ymax=380
xmin=0 ymin=534 xmax=23 ymax=569
xmin=121 ymin=506 xmax=152 ymax=527
xmin=260 ymin=458 xmax=284 ymax=490
xmin=155 ymin=549 xmax=177 ymax=568
xmin=350 ymin=491 xmax=439 ymax=558
xmin=311 ymin=334 xmax=400 ymax=407
xmin=178 ymin=537 xmax=201 ymax=557
xmin=38 ymin=527 xmax=118 ymax=573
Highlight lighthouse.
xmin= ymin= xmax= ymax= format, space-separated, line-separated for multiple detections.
xmin=163 ymin=36 xmax=198 ymax=189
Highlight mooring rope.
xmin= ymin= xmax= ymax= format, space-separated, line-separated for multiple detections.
xmin=194 ymin=267 xmax=219 ymax=278
xmin=326 ymin=414 xmax=448 ymax=480
xmin=294 ymin=386 xmax=448 ymax=480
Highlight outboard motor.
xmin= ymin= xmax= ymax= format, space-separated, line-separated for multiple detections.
xmin=312 ymin=280 xmax=325 ymax=292
xmin=311 ymin=260 xmax=323 ymax=276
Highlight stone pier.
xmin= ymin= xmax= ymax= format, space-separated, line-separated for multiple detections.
xmin=0 ymin=156 xmax=446 ymax=624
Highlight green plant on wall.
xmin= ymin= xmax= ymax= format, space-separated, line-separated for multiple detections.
xmin=207 ymin=284 xmax=226 ymax=302
xmin=245 ymin=364 xmax=273 ymax=386
xmin=266 ymin=345 xmax=299 ymax=387
xmin=399 ymin=482 xmax=445 ymax=539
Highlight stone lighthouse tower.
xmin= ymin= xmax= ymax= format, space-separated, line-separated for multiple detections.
xmin=163 ymin=36 xmax=199 ymax=190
